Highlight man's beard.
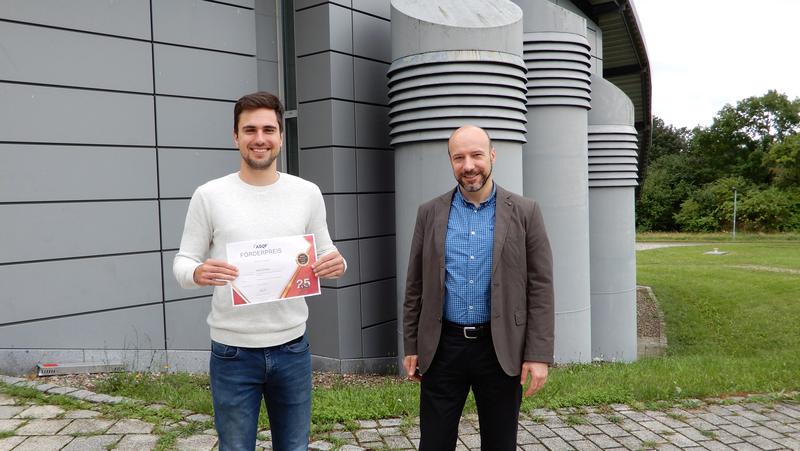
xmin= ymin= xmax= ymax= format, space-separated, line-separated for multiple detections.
xmin=243 ymin=149 xmax=278 ymax=170
xmin=457 ymin=163 xmax=492 ymax=192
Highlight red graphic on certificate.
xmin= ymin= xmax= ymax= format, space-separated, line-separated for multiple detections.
xmin=227 ymin=235 xmax=321 ymax=306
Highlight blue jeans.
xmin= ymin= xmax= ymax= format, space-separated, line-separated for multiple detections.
xmin=209 ymin=335 xmax=311 ymax=451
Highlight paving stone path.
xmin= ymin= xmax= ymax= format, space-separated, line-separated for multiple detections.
xmin=1 ymin=375 xmax=799 ymax=450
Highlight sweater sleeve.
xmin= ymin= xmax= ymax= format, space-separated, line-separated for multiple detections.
xmin=173 ymin=188 xmax=212 ymax=289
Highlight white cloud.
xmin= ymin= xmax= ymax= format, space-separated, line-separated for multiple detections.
xmin=634 ymin=0 xmax=800 ymax=129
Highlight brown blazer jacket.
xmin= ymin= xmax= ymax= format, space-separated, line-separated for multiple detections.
xmin=403 ymin=184 xmax=554 ymax=376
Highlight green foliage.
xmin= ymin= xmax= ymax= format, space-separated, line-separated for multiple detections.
xmin=636 ymin=153 xmax=700 ymax=231
xmin=646 ymin=117 xmax=691 ymax=167
xmin=674 ymin=178 xmax=800 ymax=232
xmin=764 ymin=134 xmax=800 ymax=188
xmin=638 ymin=92 xmax=800 ymax=232
xmin=673 ymin=177 xmax=750 ymax=232
xmin=690 ymin=90 xmax=800 ymax=183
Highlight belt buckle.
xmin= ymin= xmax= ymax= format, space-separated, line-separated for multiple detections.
xmin=463 ymin=326 xmax=479 ymax=339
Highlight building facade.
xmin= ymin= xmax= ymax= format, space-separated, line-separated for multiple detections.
xmin=0 ymin=0 xmax=650 ymax=375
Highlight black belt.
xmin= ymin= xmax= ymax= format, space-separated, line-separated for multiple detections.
xmin=443 ymin=320 xmax=490 ymax=339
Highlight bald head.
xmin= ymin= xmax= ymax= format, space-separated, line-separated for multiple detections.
xmin=447 ymin=125 xmax=496 ymax=202
xmin=448 ymin=125 xmax=492 ymax=154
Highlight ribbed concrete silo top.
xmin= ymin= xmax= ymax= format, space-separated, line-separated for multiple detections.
xmin=391 ymin=0 xmax=523 ymax=59
xmin=511 ymin=0 xmax=586 ymax=35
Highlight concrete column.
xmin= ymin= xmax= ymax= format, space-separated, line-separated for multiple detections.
xmin=389 ymin=0 xmax=527 ymax=367
xmin=588 ymin=74 xmax=639 ymax=362
xmin=513 ymin=0 xmax=592 ymax=363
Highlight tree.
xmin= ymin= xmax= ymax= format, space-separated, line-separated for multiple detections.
xmin=763 ymin=134 xmax=800 ymax=188
xmin=690 ymin=91 xmax=800 ymax=184
xmin=647 ymin=116 xmax=691 ymax=165
xmin=636 ymin=153 xmax=701 ymax=231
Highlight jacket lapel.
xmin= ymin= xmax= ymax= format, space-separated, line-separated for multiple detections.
xmin=434 ymin=189 xmax=454 ymax=291
xmin=492 ymin=185 xmax=512 ymax=278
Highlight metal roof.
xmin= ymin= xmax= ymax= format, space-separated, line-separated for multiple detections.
xmin=572 ymin=0 xmax=652 ymax=167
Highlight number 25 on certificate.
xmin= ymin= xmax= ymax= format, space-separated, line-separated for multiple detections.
xmin=296 ymin=278 xmax=312 ymax=289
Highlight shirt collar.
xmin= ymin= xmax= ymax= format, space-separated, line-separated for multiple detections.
xmin=454 ymin=182 xmax=496 ymax=209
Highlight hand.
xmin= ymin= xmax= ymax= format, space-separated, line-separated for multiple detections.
xmin=520 ymin=361 xmax=548 ymax=397
xmin=193 ymin=259 xmax=238 ymax=286
xmin=313 ymin=251 xmax=345 ymax=279
xmin=403 ymin=355 xmax=421 ymax=382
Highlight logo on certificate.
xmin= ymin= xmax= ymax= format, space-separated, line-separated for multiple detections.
xmin=296 ymin=252 xmax=310 ymax=266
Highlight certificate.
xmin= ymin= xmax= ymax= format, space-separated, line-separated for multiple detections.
xmin=227 ymin=234 xmax=321 ymax=306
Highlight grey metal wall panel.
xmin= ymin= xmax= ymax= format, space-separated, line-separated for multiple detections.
xmin=156 ymin=97 xmax=234 ymax=149
xmin=353 ymin=0 xmax=391 ymax=19
xmin=0 ymin=201 xmax=160 ymax=263
xmin=298 ymin=100 xmax=356 ymax=148
xmin=255 ymin=0 xmax=277 ymax=16
xmin=0 ymin=0 xmax=151 ymax=39
xmin=299 ymin=147 xmax=357 ymax=193
xmin=359 ymin=236 xmax=395 ymax=282
xmin=360 ymin=278 xmax=396 ymax=327
xmin=358 ymin=193 xmax=395 ymax=237
xmin=165 ymin=298 xmax=212 ymax=350
xmin=294 ymin=0 xmax=353 ymax=10
xmin=222 ymin=0 xmax=255 ymax=8
xmin=321 ymin=239 xmax=361 ymax=288
xmin=0 ymin=22 xmax=153 ymax=93
xmin=163 ymin=251 xmax=213 ymax=301
xmin=354 ymin=58 xmax=389 ymax=104
xmin=356 ymin=149 xmax=394 ymax=192
xmin=0 ymin=145 xmax=157 ymax=202
xmin=0 ymin=83 xmax=155 ymax=146
xmin=307 ymin=286 xmax=361 ymax=358
xmin=154 ymin=45 xmax=257 ymax=100
xmin=158 ymin=149 xmax=240 ymax=198
xmin=353 ymin=11 xmax=391 ymax=62
xmin=362 ymin=320 xmax=396 ymax=358
xmin=297 ymin=52 xmax=355 ymax=102
xmin=161 ymin=199 xmax=191 ymax=250
xmin=323 ymin=195 xmax=359 ymax=240
xmin=335 ymin=286 xmax=363 ymax=359
xmin=0 ymin=253 xmax=162 ymax=324
xmin=355 ymin=104 xmax=391 ymax=148
xmin=257 ymin=60 xmax=280 ymax=94
xmin=294 ymin=4 xmax=353 ymax=56
xmin=296 ymin=0 xmax=351 ymax=9
xmin=255 ymin=8 xmax=279 ymax=61
xmin=0 ymin=305 xmax=165 ymax=349
xmin=152 ymin=0 xmax=256 ymax=55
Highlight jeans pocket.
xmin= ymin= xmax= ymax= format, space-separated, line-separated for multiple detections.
xmin=210 ymin=340 xmax=240 ymax=360
xmin=282 ymin=336 xmax=309 ymax=354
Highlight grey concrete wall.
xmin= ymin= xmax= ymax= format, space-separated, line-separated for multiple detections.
xmin=0 ymin=0 xmax=265 ymax=375
xmin=294 ymin=0 xmax=398 ymax=373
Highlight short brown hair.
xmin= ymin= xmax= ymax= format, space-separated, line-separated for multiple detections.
xmin=233 ymin=91 xmax=284 ymax=133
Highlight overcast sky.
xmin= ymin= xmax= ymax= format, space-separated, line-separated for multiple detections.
xmin=632 ymin=0 xmax=800 ymax=130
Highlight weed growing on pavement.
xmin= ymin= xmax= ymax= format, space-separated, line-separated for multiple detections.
xmin=0 ymin=431 xmax=14 ymax=439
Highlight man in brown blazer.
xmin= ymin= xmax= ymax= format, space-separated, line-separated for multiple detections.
xmin=403 ymin=125 xmax=554 ymax=451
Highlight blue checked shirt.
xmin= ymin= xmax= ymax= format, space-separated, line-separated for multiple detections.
xmin=443 ymin=184 xmax=496 ymax=325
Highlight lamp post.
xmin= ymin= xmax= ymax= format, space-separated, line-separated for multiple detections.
xmin=732 ymin=187 xmax=738 ymax=240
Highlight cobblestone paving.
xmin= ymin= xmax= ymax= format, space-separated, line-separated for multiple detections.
xmin=1 ymin=375 xmax=799 ymax=450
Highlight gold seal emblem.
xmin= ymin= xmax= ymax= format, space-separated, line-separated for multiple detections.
xmin=296 ymin=252 xmax=310 ymax=266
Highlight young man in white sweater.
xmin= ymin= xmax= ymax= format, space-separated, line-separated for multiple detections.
xmin=173 ymin=91 xmax=345 ymax=451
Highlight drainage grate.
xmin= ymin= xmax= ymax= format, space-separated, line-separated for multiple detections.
xmin=37 ymin=361 xmax=125 ymax=376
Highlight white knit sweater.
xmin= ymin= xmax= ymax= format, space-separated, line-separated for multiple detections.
xmin=173 ymin=172 xmax=339 ymax=348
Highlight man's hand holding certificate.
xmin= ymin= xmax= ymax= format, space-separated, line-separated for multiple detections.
xmin=227 ymin=235 xmax=321 ymax=306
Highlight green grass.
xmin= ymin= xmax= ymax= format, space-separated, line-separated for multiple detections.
xmin=636 ymin=231 xmax=800 ymax=242
xmin=13 ymin=241 xmax=800 ymax=423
